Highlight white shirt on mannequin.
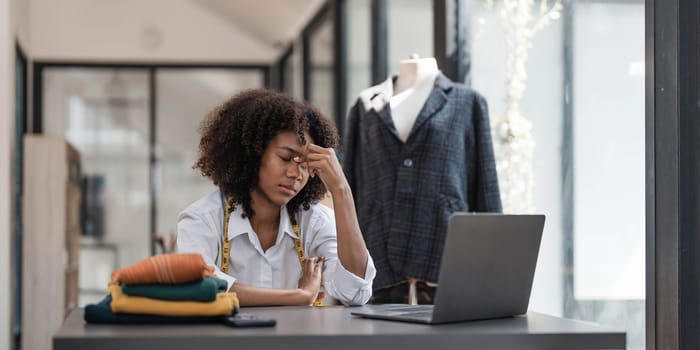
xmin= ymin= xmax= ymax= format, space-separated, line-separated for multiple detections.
xmin=391 ymin=57 xmax=439 ymax=142
xmin=356 ymin=56 xmax=440 ymax=142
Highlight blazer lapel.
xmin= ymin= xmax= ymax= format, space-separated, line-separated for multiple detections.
xmin=374 ymin=104 xmax=402 ymax=141
xmin=406 ymin=73 xmax=452 ymax=141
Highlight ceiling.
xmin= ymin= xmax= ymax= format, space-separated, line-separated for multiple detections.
xmin=193 ymin=0 xmax=326 ymax=51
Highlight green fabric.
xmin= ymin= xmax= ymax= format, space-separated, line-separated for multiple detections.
xmin=121 ymin=277 xmax=228 ymax=302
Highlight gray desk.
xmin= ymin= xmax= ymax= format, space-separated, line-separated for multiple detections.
xmin=54 ymin=306 xmax=625 ymax=350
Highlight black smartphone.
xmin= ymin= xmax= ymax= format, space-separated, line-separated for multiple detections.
xmin=222 ymin=314 xmax=276 ymax=327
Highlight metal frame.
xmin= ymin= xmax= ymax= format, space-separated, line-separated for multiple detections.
xmin=32 ymin=62 xmax=269 ymax=134
xmin=334 ymin=0 xmax=348 ymax=139
xmin=32 ymin=61 xmax=269 ymax=256
xmin=647 ymin=0 xmax=700 ymax=348
xmin=371 ymin=0 xmax=388 ymax=85
xmin=12 ymin=42 xmax=28 ymax=350
xmin=276 ymin=44 xmax=294 ymax=92
xmin=434 ymin=0 xmax=470 ymax=84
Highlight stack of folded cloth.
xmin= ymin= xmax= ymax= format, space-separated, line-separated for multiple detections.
xmin=85 ymin=253 xmax=239 ymax=324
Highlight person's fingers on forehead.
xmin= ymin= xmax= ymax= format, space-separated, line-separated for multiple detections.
xmin=307 ymin=144 xmax=324 ymax=152
xmin=290 ymin=142 xmax=312 ymax=160
xmin=292 ymin=146 xmax=309 ymax=160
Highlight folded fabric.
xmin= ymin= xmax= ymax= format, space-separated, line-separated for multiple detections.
xmin=122 ymin=277 xmax=228 ymax=302
xmin=84 ymin=295 xmax=227 ymax=324
xmin=111 ymin=253 xmax=215 ymax=285
xmin=109 ymin=284 xmax=238 ymax=317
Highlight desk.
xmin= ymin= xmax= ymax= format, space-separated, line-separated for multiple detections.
xmin=54 ymin=306 xmax=625 ymax=350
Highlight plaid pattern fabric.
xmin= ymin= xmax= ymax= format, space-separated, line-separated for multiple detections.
xmin=342 ymin=73 xmax=502 ymax=289
xmin=111 ymin=253 xmax=215 ymax=285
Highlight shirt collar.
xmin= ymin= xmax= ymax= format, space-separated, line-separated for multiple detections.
xmin=225 ymin=204 xmax=298 ymax=242
xmin=226 ymin=205 xmax=253 ymax=241
xmin=278 ymin=206 xmax=299 ymax=241
xmin=358 ymin=76 xmax=394 ymax=112
xmin=358 ymin=72 xmax=444 ymax=112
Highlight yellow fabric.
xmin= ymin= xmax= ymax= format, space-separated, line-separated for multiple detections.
xmin=109 ymin=284 xmax=238 ymax=317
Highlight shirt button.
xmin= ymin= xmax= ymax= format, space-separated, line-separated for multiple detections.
xmin=403 ymin=158 xmax=413 ymax=167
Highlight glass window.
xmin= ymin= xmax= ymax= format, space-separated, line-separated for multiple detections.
xmin=345 ymin=0 xmax=372 ymax=114
xmin=154 ymin=68 xmax=265 ymax=249
xmin=307 ymin=11 xmax=335 ymax=120
xmin=43 ymin=68 xmax=151 ymax=305
xmin=469 ymin=0 xmax=644 ymax=348
xmin=472 ymin=0 xmax=565 ymax=316
xmin=387 ymin=0 xmax=433 ymax=76
xmin=571 ymin=2 xmax=645 ymax=349
xmin=42 ymin=66 xmax=266 ymax=306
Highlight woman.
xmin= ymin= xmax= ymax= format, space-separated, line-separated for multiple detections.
xmin=177 ymin=89 xmax=375 ymax=306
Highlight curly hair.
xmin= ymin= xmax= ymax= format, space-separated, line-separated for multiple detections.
xmin=194 ymin=88 xmax=339 ymax=219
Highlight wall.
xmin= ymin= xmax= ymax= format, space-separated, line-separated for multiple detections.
xmin=29 ymin=0 xmax=278 ymax=63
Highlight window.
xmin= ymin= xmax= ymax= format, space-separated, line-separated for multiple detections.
xmin=40 ymin=65 xmax=266 ymax=305
xmin=387 ymin=0 xmax=433 ymax=75
xmin=469 ymin=1 xmax=645 ymax=348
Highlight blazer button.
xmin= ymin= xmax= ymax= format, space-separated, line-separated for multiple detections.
xmin=403 ymin=159 xmax=413 ymax=167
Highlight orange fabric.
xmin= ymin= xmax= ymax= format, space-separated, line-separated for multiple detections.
xmin=111 ymin=253 xmax=215 ymax=285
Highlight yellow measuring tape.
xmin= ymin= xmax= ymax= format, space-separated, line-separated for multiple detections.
xmin=221 ymin=196 xmax=323 ymax=306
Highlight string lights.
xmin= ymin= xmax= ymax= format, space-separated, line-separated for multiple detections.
xmin=485 ymin=0 xmax=562 ymax=213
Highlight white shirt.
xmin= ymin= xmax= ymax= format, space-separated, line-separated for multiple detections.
xmin=176 ymin=190 xmax=376 ymax=305
xmin=358 ymin=74 xmax=438 ymax=142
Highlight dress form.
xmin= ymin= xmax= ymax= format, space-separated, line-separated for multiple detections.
xmin=390 ymin=56 xmax=439 ymax=142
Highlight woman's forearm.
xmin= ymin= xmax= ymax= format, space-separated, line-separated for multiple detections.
xmin=331 ymin=185 xmax=369 ymax=278
xmin=230 ymin=283 xmax=315 ymax=306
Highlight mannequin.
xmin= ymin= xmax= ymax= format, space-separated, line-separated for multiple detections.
xmin=390 ymin=56 xmax=439 ymax=142
xmin=391 ymin=55 xmax=440 ymax=302
xmin=344 ymin=54 xmax=502 ymax=305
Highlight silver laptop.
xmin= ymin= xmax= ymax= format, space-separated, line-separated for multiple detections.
xmin=351 ymin=213 xmax=545 ymax=324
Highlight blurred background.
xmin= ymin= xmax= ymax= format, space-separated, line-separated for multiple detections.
xmin=1 ymin=0 xmax=646 ymax=349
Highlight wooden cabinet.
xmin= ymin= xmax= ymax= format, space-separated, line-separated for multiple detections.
xmin=22 ymin=135 xmax=81 ymax=350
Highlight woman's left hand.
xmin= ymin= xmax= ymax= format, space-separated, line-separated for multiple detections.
xmin=300 ymin=144 xmax=349 ymax=194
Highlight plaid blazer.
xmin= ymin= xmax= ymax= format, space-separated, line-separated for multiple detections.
xmin=342 ymin=73 xmax=502 ymax=289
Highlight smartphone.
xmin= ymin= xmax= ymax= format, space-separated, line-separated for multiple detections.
xmin=222 ymin=314 xmax=276 ymax=327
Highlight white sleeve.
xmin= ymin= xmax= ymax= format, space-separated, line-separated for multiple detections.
xmin=176 ymin=209 xmax=236 ymax=291
xmin=308 ymin=209 xmax=376 ymax=306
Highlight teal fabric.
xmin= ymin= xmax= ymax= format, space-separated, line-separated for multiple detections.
xmin=121 ymin=277 xmax=228 ymax=302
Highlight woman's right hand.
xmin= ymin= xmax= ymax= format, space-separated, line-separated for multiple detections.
xmin=297 ymin=256 xmax=325 ymax=304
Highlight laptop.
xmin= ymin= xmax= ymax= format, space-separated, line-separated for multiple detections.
xmin=351 ymin=213 xmax=545 ymax=324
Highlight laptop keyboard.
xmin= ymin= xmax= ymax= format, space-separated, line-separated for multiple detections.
xmin=382 ymin=305 xmax=434 ymax=319
xmin=395 ymin=311 xmax=433 ymax=318
xmin=384 ymin=305 xmax=434 ymax=313
xmin=351 ymin=305 xmax=435 ymax=322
